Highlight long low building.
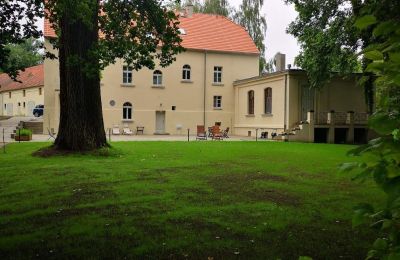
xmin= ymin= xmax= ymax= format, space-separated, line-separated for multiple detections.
xmin=0 ymin=64 xmax=44 ymax=117
xmin=43 ymin=7 xmax=369 ymax=144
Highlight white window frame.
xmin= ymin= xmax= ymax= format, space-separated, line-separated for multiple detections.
xmin=213 ymin=66 xmax=222 ymax=83
xmin=264 ymin=88 xmax=272 ymax=114
xmin=153 ymin=70 xmax=163 ymax=86
xmin=182 ymin=64 xmax=191 ymax=80
xmin=123 ymin=102 xmax=132 ymax=120
xmin=123 ymin=66 xmax=133 ymax=84
xmin=213 ymin=96 xmax=222 ymax=109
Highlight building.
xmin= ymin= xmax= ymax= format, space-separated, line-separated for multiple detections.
xmin=43 ymin=8 xmax=369 ymax=144
xmin=0 ymin=64 xmax=44 ymax=117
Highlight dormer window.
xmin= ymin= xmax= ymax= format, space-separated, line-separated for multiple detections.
xmin=178 ymin=28 xmax=186 ymax=35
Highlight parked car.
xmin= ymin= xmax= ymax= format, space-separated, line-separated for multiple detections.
xmin=33 ymin=105 xmax=44 ymax=117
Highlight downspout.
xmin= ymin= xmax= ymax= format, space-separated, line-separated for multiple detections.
xmin=203 ymin=50 xmax=207 ymax=126
xmin=284 ymin=73 xmax=288 ymax=131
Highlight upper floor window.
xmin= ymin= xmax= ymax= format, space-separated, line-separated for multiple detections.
xmin=213 ymin=66 xmax=222 ymax=83
xmin=182 ymin=65 xmax=191 ymax=80
xmin=23 ymin=90 xmax=26 ymax=97
xmin=123 ymin=102 xmax=132 ymax=120
xmin=39 ymin=88 xmax=42 ymax=95
xmin=264 ymin=87 xmax=272 ymax=114
xmin=248 ymin=90 xmax=255 ymax=115
xmin=123 ymin=66 xmax=133 ymax=84
xmin=153 ymin=70 xmax=163 ymax=86
xmin=9 ymin=92 xmax=11 ymax=98
xmin=213 ymin=96 xmax=222 ymax=109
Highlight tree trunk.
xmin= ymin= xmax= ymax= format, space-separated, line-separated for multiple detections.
xmin=54 ymin=0 xmax=107 ymax=151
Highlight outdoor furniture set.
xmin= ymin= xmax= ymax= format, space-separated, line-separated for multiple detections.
xmin=196 ymin=125 xmax=229 ymax=140
xmin=112 ymin=125 xmax=144 ymax=135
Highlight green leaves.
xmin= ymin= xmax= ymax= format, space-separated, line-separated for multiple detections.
xmin=364 ymin=50 xmax=383 ymax=61
xmin=355 ymin=15 xmax=377 ymax=30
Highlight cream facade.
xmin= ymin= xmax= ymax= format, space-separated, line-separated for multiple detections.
xmin=43 ymin=39 xmax=259 ymax=134
xmin=234 ymin=70 xmax=370 ymax=143
xmin=0 ymin=86 xmax=44 ymax=116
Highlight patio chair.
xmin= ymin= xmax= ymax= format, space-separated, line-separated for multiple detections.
xmin=222 ymin=127 xmax=230 ymax=138
xmin=136 ymin=126 xmax=144 ymax=135
xmin=122 ymin=124 xmax=133 ymax=135
xmin=196 ymin=125 xmax=207 ymax=140
xmin=112 ymin=125 xmax=121 ymax=135
xmin=47 ymin=128 xmax=56 ymax=140
xmin=208 ymin=126 xmax=213 ymax=137
xmin=211 ymin=125 xmax=223 ymax=140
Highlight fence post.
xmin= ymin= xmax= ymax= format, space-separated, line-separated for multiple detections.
xmin=256 ymin=128 xmax=258 ymax=142
xmin=187 ymin=128 xmax=190 ymax=142
xmin=108 ymin=128 xmax=111 ymax=142
xmin=18 ymin=128 xmax=20 ymax=143
xmin=2 ymin=128 xmax=5 ymax=153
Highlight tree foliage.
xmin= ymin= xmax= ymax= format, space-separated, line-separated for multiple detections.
xmin=0 ymin=0 xmax=43 ymax=80
xmin=1 ymin=38 xmax=43 ymax=73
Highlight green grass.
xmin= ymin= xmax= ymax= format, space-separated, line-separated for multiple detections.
xmin=0 ymin=141 xmax=383 ymax=259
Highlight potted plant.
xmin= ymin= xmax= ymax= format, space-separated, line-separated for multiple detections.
xmin=15 ymin=128 xmax=32 ymax=141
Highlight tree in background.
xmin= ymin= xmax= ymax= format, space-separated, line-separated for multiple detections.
xmin=43 ymin=0 xmax=183 ymax=151
xmin=1 ymin=38 xmax=43 ymax=73
xmin=0 ymin=0 xmax=43 ymax=80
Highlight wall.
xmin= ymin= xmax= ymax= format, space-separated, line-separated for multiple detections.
xmin=0 ymin=86 xmax=44 ymax=116
xmin=234 ymin=74 xmax=286 ymax=136
xmin=43 ymin=39 xmax=259 ymax=134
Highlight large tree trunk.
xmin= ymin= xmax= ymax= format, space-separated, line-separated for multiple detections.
xmin=54 ymin=0 xmax=107 ymax=151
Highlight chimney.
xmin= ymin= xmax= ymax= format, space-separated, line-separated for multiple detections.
xmin=186 ymin=2 xmax=194 ymax=18
xmin=274 ymin=52 xmax=286 ymax=72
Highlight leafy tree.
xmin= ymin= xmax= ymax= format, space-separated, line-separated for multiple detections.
xmin=233 ymin=0 xmax=267 ymax=73
xmin=42 ymin=0 xmax=183 ymax=151
xmin=0 ymin=0 xmax=43 ymax=80
xmin=1 ymin=38 xmax=43 ymax=73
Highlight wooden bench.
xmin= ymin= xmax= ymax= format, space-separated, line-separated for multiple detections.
xmin=136 ymin=126 xmax=144 ymax=135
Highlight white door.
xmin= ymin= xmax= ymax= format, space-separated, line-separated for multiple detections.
xmin=155 ymin=111 xmax=166 ymax=134
xmin=6 ymin=103 xmax=13 ymax=116
xmin=27 ymin=101 xmax=35 ymax=116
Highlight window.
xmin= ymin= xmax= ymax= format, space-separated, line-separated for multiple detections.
xmin=23 ymin=90 xmax=26 ymax=97
xmin=248 ymin=90 xmax=255 ymax=115
xmin=9 ymin=92 xmax=11 ymax=98
xmin=123 ymin=102 xmax=132 ymax=120
xmin=23 ymin=102 xmax=26 ymax=108
xmin=122 ymin=66 xmax=133 ymax=84
xmin=39 ymin=88 xmax=42 ymax=95
xmin=213 ymin=96 xmax=222 ymax=109
xmin=213 ymin=66 xmax=222 ymax=83
xmin=182 ymin=65 xmax=191 ymax=80
xmin=153 ymin=70 xmax=162 ymax=86
xmin=18 ymin=102 xmax=21 ymax=107
xmin=4 ymin=104 xmax=6 ymax=109
xmin=264 ymin=87 xmax=272 ymax=114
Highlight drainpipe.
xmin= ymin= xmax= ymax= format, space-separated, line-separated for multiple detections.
xmin=203 ymin=50 xmax=207 ymax=126
xmin=284 ymin=73 xmax=288 ymax=131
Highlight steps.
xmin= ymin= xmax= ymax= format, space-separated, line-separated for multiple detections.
xmin=21 ymin=121 xmax=43 ymax=134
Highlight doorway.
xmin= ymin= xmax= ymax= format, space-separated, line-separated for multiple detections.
xmin=155 ymin=111 xmax=166 ymax=134
xmin=6 ymin=103 xmax=13 ymax=116
xmin=27 ymin=101 xmax=35 ymax=116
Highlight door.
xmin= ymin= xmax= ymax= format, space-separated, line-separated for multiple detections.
xmin=6 ymin=103 xmax=13 ymax=116
xmin=301 ymin=85 xmax=315 ymax=121
xmin=27 ymin=101 xmax=35 ymax=116
xmin=155 ymin=111 xmax=166 ymax=134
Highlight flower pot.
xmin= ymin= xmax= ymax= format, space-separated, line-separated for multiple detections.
xmin=15 ymin=135 xmax=32 ymax=141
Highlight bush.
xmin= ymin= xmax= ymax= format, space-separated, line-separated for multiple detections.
xmin=15 ymin=128 xmax=32 ymax=137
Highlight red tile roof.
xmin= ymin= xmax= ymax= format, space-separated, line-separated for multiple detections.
xmin=0 ymin=64 xmax=44 ymax=93
xmin=44 ymin=13 xmax=259 ymax=55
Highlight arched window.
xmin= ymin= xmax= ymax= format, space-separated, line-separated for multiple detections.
xmin=182 ymin=65 xmax=191 ymax=80
xmin=153 ymin=70 xmax=162 ymax=86
xmin=248 ymin=90 xmax=255 ymax=115
xmin=123 ymin=102 xmax=132 ymax=120
xmin=264 ymin=88 xmax=272 ymax=114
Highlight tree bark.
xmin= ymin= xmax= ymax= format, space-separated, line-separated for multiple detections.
xmin=54 ymin=0 xmax=107 ymax=151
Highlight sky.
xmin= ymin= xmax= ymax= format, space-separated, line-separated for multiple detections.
xmin=229 ymin=0 xmax=300 ymax=67
xmin=36 ymin=0 xmax=301 ymax=67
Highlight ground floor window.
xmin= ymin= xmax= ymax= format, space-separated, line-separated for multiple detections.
xmin=213 ymin=96 xmax=222 ymax=109
xmin=123 ymin=102 xmax=132 ymax=120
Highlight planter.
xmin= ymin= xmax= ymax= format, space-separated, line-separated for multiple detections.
xmin=15 ymin=135 xmax=32 ymax=141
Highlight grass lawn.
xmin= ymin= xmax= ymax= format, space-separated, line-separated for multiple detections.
xmin=0 ymin=141 xmax=383 ymax=259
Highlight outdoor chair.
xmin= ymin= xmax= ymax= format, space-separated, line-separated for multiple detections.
xmin=136 ymin=126 xmax=144 ymax=135
xmin=222 ymin=127 xmax=230 ymax=138
xmin=196 ymin=125 xmax=207 ymax=140
xmin=47 ymin=128 xmax=56 ymax=140
xmin=122 ymin=124 xmax=133 ymax=135
xmin=211 ymin=126 xmax=223 ymax=140
xmin=112 ymin=125 xmax=121 ymax=135
xmin=208 ymin=126 xmax=213 ymax=137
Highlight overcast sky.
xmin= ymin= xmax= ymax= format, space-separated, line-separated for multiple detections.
xmin=37 ymin=0 xmax=300 ymax=67
xmin=229 ymin=0 xmax=300 ymax=67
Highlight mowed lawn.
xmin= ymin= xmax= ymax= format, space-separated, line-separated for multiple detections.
xmin=0 ymin=141 xmax=383 ymax=259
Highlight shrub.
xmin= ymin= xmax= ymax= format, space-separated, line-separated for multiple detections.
xmin=15 ymin=128 xmax=32 ymax=137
